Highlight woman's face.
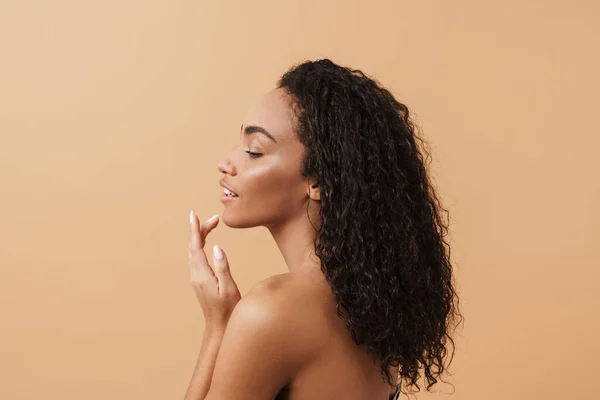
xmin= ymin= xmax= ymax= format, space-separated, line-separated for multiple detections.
xmin=217 ymin=88 xmax=313 ymax=229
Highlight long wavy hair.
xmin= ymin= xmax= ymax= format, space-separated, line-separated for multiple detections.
xmin=277 ymin=59 xmax=463 ymax=397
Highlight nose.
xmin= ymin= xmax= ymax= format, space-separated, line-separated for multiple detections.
xmin=217 ymin=156 xmax=235 ymax=175
xmin=217 ymin=143 xmax=239 ymax=175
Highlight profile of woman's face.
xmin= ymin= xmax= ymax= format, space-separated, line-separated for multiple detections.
xmin=217 ymin=88 xmax=312 ymax=229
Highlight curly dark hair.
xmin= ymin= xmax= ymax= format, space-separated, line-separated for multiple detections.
xmin=276 ymin=59 xmax=463 ymax=397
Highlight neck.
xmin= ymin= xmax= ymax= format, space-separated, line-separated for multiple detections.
xmin=267 ymin=205 xmax=322 ymax=276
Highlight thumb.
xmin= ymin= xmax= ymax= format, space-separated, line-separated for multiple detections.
xmin=212 ymin=245 xmax=236 ymax=292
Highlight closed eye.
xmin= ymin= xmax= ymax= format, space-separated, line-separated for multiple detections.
xmin=245 ymin=149 xmax=262 ymax=158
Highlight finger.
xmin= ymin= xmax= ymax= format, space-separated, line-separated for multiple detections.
xmin=189 ymin=211 xmax=219 ymax=249
xmin=189 ymin=211 xmax=217 ymax=282
xmin=199 ymin=213 xmax=220 ymax=246
xmin=212 ymin=244 xmax=238 ymax=295
xmin=190 ymin=211 xmax=219 ymax=249
xmin=189 ymin=210 xmax=201 ymax=251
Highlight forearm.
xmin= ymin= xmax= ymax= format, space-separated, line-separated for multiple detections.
xmin=184 ymin=330 xmax=225 ymax=400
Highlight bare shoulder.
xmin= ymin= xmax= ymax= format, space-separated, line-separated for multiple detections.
xmin=242 ymin=272 xmax=333 ymax=353
xmin=206 ymin=273 xmax=330 ymax=398
xmin=248 ymin=272 xmax=291 ymax=292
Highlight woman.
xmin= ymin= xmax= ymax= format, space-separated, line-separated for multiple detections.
xmin=185 ymin=59 xmax=463 ymax=400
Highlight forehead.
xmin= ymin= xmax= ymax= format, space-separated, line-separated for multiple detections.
xmin=243 ymin=88 xmax=296 ymax=144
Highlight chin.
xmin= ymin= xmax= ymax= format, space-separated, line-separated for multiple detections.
xmin=220 ymin=212 xmax=261 ymax=229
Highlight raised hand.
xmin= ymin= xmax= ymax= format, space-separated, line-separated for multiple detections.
xmin=188 ymin=211 xmax=241 ymax=334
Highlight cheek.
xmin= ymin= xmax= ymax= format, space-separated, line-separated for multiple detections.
xmin=243 ymin=163 xmax=302 ymax=202
xmin=244 ymin=168 xmax=284 ymax=195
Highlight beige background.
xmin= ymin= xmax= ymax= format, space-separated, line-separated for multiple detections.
xmin=1 ymin=0 xmax=598 ymax=399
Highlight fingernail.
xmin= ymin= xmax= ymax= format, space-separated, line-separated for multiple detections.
xmin=189 ymin=210 xmax=194 ymax=224
xmin=213 ymin=244 xmax=224 ymax=260
xmin=207 ymin=214 xmax=219 ymax=223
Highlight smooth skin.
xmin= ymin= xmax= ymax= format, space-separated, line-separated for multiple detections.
xmin=186 ymin=88 xmax=399 ymax=400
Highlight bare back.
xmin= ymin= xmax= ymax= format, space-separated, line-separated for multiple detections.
xmin=254 ymin=272 xmax=395 ymax=400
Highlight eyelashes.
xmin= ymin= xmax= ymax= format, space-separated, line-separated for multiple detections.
xmin=245 ymin=149 xmax=263 ymax=159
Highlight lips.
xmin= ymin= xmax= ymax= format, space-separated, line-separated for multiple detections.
xmin=219 ymin=179 xmax=239 ymax=197
xmin=223 ymin=188 xmax=238 ymax=197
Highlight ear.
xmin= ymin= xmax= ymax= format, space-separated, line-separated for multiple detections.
xmin=307 ymin=178 xmax=321 ymax=201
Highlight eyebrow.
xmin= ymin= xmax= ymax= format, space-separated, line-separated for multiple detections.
xmin=240 ymin=124 xmax=278 ymax=143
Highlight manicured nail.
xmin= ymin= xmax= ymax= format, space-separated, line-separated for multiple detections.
xmin=207 ymin=214 xmax=219 ymax=223
xmin=213 ymin=244 xmax=224 ymax=260
xmin=189 ymin=210 xmax=194 ymax=224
